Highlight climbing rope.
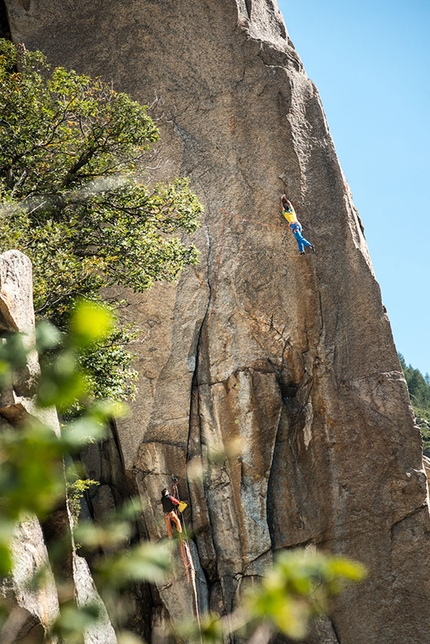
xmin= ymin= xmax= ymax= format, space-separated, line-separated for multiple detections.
xmin=171 ymin=478 xmax=202 ymax=635
xmin=161 ymin=205 xmax=287 ymax=634
xmin=163 ymin=207 xmax=232 ymax=634
xmin=219 ymin=206 xmax=285 ymax=231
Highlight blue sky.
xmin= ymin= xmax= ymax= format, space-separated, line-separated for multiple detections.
xmin=278 ymin=0 xmax=430 ymax=375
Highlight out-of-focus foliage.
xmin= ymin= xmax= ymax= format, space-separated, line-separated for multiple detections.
xmin=243 ymin=549 xmax=366 ymax=641
xmin=0 ymin=301 xmax=170 ymax=643
xmin=177 ymin=549 xmax=366 ymax=644
xmin=0 ymin=302 xmax=366 ymax=643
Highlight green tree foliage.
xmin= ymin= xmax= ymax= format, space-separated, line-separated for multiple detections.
xmin=0 ymin=38 xmax=202 ymax=402
xmin=399 ymin=353 xmax=430 ymax=451
xmin=399 ymin=353 xmax=430 ymax=410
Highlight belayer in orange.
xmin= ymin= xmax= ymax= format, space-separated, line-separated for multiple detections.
xmin=161 ymin=486 xmax=193 ymax=585
xmin=281 ymin=195 xmax=315 ymax=255
xmin=161 ymin=487 xmax=182 ymax=538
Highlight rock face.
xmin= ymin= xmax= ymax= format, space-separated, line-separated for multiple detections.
xmin=5 ymin=1 xmax=430 ymax=642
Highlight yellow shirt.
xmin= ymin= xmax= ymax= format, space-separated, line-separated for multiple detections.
xmin=282 ymin=207 xmax=297 ymax=224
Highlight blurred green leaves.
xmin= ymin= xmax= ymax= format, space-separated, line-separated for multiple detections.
xmin=53 ymin=602 xmax=103 ymax=644
xmin=245 ymin=549 xmax=366 ymax=641
xmin=0 ymin=331 xmax=29 ymax=390
xmin=0 ymin=301 xmax=366 ymax=643
xmin=178 ymin=549 xmax=366 ymax=644
xmin=0 ymin=299 xmax=117 ymax=572
xmin=36 ymin=302 xmax=115 ymax=411
xmin=69 ymin=300 xmax=115 ymax=347
xmin=0 ymin=300 xmax=171 ymax=641
xmin=0 ymin=420 xmax=65 ymax=521
xmin=95 ymin=540 xmax=171 ymax=588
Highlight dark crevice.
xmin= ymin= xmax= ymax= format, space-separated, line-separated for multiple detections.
xmin=188 ymin=325 xmax=204 ymax=462
xmin=278 ymin=379 xmax=300 ymax=401
xmin=188 ymin=312 xmax=243 ymax=613
xmin=186 ymin=315 xmax=219 ymax=590
xmin=329 ymin=617 xmax=342 ymax=644
xmin=77 ymin=424 xmax=155 ymax=642
xmin=267 ymin=369 xmax=313 ymax=550
xmin=391 ymin=504 xmax=427 ymax=533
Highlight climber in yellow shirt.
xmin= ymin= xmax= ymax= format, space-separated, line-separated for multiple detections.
xmin=281 ymin=194 xmax=315 ymax=255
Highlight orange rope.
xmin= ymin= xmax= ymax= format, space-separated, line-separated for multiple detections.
xmin=220 ymin=207 xmax=285 ymax=230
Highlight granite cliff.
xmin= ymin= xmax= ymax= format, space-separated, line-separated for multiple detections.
xmin=4 ymin=0 xmax=430 ymax=642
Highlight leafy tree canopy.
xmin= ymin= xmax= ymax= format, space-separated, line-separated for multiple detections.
xmin=0 ymin=39 xmax=203 ymax=401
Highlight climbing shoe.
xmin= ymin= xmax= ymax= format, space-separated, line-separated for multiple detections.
xmin=300 ymin=251 xmax=305 ymax=255
xmin=310 ymin=245 xmax=315 ymax=252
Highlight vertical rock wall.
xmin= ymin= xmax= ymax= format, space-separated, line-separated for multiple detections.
xmin=5 ymin=1 xmax=430 ymax=642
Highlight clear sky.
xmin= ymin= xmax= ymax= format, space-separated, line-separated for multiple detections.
xmin=278 ymin=0 xmax=430 ymax=376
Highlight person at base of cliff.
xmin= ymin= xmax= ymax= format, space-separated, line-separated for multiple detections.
xmin=281 ymin=194 xmax=315 ymax=255
xmin=161 ymin=488 xmax=182 ymax=538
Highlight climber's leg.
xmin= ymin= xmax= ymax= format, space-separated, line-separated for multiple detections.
xmin=293 ymin=233 xmax=305 ymax=253
xmin=302 ymin=236 xmax=315 ymax=251
xmin=165 ymin=513 xmax=173 ymax=538
xmin=170 ymin=512 xmax=182 ymax=534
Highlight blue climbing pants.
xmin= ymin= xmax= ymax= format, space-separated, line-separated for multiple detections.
xmin=292 ymin=230 xmax=312 ymax=253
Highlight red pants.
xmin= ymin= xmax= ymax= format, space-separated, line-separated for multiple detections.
xmin=165 ymin=511 xmax=182 ymax=538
